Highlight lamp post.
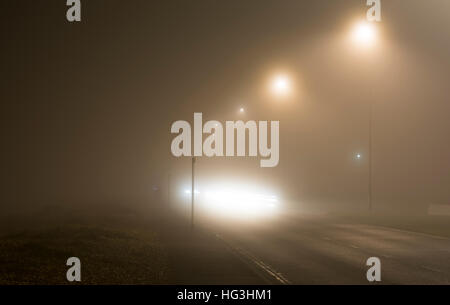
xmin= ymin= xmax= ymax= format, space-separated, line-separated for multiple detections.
xmin=368 ymin=101 xmax=373 ymax=211
xmin=191 ymin=157 xmax=196 ymax=230
xmin=350 ymin=20 xmax=378 ymax=211
xmin=167 ymin=173 xmax=171 ymax=210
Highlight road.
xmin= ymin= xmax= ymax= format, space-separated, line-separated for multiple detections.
xmin=210 ymin=215 xmax=450 ymax=284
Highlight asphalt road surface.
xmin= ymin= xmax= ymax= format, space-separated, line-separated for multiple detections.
xmin=211 ymin=215 xmax=450 ymax=284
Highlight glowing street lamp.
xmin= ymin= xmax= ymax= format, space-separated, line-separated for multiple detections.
xmin=269 ymin=74 xmax=292 ymax=98
xmin=351 ymin=21 xmax=377 ymax=49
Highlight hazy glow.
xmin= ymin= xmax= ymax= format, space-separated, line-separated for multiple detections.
xmin=270 ymin=74 xmax=292 ymax=97
xmin=182 ymin=183 xmax=279 ymax=219
xmin=205 ymin=189 xmax=277 ymax=215
xmin=351 ymin=21 xmax=377 ymax=48
xmin=356 ymin=153 xmax=361 ymax=159
xmin=184 ymin=189 xmax=200 ymax=194
xmin=239 ymin=107 xmax=245 ymax=113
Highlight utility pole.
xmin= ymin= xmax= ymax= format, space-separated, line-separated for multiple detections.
xmin=191 ymin=157 xmax=196 ymax=230
xmin=368 ymin=100 xmax=373 ymax=212
xmin=167 ymin=173 xmax=171 ymax=210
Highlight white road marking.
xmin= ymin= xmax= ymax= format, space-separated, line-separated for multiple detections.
xmin=215 ymin=233 xmax=291 ymax=285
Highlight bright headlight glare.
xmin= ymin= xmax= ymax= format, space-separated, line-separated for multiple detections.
xmin=187 ymin=185 xmax=280 ymax=218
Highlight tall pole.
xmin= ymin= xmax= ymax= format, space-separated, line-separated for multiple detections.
xmin=191 ymin=157 xmax=196 ymax=229
xmin=368 ymin=100 xmax=373 ymax=212
xmin=167 ymin=173 xmax=171 ymax=209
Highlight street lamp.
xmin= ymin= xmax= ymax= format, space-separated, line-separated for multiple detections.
xmin=269 ymin=74 xmax=292 ymax=99
xmin=270 ymin=74 xmax=291 ymax=97
xmin=351 ymin=21 xmax=377 ymax=49
xmin=349 ymin=20 xmax=378 ymax=212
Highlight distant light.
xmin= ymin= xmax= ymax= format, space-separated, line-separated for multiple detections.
xmin=356 ymin=153 xmax=362 ymax=159
xmin=239 ymin=107 xmax=245 ymax=113
xmin=351 ymin=21 xmax=377 ymax=48
xmin=184 ymin=189 xmax=200 ymax=194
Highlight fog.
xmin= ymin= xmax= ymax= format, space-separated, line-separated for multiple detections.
xmin=2 ymin=0 xmax=450 ymax=216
